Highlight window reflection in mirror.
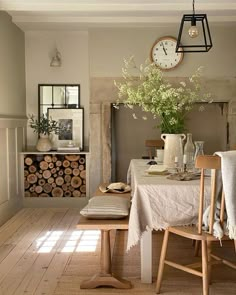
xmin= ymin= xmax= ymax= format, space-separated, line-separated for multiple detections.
xmin=53 ymin=86 xmax=65 ymax=105
xmin=38 ymin=84 xmax=80 ymax=117
xmin=40 ymin=86 xmax=52 ymax=104
xmin=66 ymin=86 xmax=79 ymax=106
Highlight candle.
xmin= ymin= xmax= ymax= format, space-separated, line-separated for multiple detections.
xmin=183 ymin=154 xmax=187 ymax=164
xmin=174 ymin=156 xmax=178 ymax=163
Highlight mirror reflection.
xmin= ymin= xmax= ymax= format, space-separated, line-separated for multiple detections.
xmin=38 ymin=84 xmax=80 ymax=117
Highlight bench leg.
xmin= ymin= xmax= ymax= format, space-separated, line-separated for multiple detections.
xmin=80 ymin=229 xmax=132 ymax=289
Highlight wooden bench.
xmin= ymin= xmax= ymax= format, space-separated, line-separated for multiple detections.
xmin=77 ymin=187 xmax=132 ymax=289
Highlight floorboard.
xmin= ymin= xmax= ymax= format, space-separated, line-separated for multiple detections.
xmin=0 ymin=209 xmax=234 ymax=295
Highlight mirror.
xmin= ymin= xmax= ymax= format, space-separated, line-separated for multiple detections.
xmin=38 ymin=84 xmax=80 ymax=117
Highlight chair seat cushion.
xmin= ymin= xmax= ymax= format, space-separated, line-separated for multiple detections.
xmin=80 ymin=195 xmax=130 ymax=219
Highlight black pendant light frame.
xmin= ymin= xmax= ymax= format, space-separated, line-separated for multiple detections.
xmin=176 ymin=0 xmax=213 ymax=53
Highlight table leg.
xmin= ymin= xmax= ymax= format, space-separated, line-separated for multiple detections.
xmin=80 ymin=230 xmax=132 ymax=289
xmin=140 ymin=229 xmax=152 ymax=283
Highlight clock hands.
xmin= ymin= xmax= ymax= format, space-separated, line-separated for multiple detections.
xmin=161 ymin=42 xmax=167 ymax=56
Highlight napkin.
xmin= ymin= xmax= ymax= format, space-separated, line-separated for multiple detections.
xmin=146 ymin=165 xmax=168 ymax=175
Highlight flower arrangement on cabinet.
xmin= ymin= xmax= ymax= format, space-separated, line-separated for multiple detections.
xmin=114 ymin=56 xmax=212 ymax=134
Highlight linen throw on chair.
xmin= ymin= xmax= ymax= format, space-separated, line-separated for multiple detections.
xmin=204 ymin=151 xmax=236 ymax=239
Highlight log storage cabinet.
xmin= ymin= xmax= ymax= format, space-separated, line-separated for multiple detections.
xmin=22 ymin=151 xmax=90 ymax=198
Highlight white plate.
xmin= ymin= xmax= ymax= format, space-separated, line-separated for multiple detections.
xmin=145 ymin=165 xmax=168 ymax=175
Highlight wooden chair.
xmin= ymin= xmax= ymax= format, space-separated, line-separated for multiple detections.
xmin=156 ymin=155 xmax=236 ymax=295
xmin=145 ymin=139 xmax=164 ymax=159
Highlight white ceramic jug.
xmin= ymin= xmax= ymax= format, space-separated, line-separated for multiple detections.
xmin=161 ymin=134 xmax=186 ymax=169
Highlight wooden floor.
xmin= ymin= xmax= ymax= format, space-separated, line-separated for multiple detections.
xmin=0 ymin=208 xmax=235 ymax=295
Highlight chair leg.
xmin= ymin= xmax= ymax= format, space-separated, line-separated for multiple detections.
xmin=194 ymin=240 xmax=201 ymax=257
xmin=202 ymin=240 xmax=209 ymax=295
xmin=207 ymin=241 xmax=212 ymax=284
xmin=156 ymin=230 xmax=169 ymax=294
xmin=234 ymin=240 xmax=236 ymax=253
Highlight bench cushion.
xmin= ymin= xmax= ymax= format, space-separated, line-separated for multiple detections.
xmin=80 ymin=195 xmax=130 ymax=219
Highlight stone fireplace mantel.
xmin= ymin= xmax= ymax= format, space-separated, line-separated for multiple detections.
xmin=89 ymin=77 xmax=236 ymax=196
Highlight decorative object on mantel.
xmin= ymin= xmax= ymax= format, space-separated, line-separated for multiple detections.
xmin=38 ymin=84 xmax=80 ymax=121
xmin=36 ymin=134 xmax=52 ymax=152
xmin=28 ymin=114 xmax=60 ymax=152
xmin=114 ymin=57 xmax=211 ymax=168
xmin=176 ymin=0 xmax=213 ymax=53
xmin=57 ymin=141 xmax=80 ymax=151
xmin=47 ymin=108 xmax=84 ymax=151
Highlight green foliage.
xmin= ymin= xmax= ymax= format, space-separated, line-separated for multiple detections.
xmin=28 ymin=114 xmax=60 ymax=135
xmin=114 ymin=57 xmax=212 ymax=134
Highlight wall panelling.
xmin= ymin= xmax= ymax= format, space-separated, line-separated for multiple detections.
xmin=0 ymin=117 xmax=26 ymax=226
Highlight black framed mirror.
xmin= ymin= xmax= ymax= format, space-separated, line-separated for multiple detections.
xmin=38 ymin=84 xmax=80 ymax=118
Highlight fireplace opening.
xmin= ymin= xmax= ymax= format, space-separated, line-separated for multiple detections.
xmin=111 ymin=102 xmax=228 ymax=182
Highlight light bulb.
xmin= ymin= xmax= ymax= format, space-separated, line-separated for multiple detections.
xmin=188 ymin=25 xmax=199 ymax=38
xmin=188 ymin=15 xmax=199 ymax=38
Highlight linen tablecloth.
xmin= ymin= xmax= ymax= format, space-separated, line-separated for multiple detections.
xmin=127 ymin=159 xmax=211 ymax=251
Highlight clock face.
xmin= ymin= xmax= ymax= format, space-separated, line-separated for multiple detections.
xmin=151 ymin=37 xmax=184 ymax=70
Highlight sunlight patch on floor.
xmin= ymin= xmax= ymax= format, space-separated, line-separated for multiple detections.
xmin=76 ymin=230 xmax=100 ymax=252
xmin=36 ymin=230 xmax=100 ymax=253
xmin=37 ymin=231 xmax=63 ymax=253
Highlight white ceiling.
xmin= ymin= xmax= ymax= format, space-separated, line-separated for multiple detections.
xmin=1 ymin=0 xmax=236 ymax=31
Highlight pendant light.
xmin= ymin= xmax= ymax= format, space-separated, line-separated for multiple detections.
xmin=176 ymin=0 xmax=213 ymax=53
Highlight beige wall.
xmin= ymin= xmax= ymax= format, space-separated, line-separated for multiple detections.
xmin=24 ymin=25 xmax=236 ymax=196
xmin=1 ymin=13 xmax=236 ymax=214
xmin=0 ymin=11 xmax=26 ymax=116
xmin=25 ymin=31 xmax=90 ymax=147
xmin=89 ymin=26 xmax=236 ymax=78
xmin=88 ymin=25 xmax=236 ymax=194
xmin=0 ymin=12 xmax=26 ymax=225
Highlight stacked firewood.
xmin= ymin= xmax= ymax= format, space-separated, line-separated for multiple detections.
xmin=24 ymin=154 xmax=86 ymax=197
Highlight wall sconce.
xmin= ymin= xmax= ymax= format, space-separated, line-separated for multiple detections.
xmin=176 ymin=0 xmax=213 ymax=53
xmin=50 ymin=48 xmax=62 ymax=67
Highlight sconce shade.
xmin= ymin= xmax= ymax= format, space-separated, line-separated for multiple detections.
xmin=50 ymin=49 xmax=62 ymax=67
xmin=176 ymin=14 xmax=213 ymax=53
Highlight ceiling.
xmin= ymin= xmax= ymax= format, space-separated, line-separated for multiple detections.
xmin=1 ymin=0 xmax=236 ymax=31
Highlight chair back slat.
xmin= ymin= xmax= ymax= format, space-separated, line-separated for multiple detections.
xmin=220 ymin=192 xmax=225 ymax=225
xmin=195 ymin=155 xmax=221 ymax=170
xmin=209 ymin=169 xmax=218 ymax=234
xmin=195 ymin=155 xmax=221 ymax=235
xmin=198 ymin=168 xmax=205 ymax=234
xmin=145 ymin=140 xmax=164 ymax=159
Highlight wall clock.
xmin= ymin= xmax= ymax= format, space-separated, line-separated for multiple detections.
xmin=150 ymin=36 xmax=184 ymax=70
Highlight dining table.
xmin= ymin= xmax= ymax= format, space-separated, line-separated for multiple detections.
xmin=127 ymin=159 xmax=211 ymax=283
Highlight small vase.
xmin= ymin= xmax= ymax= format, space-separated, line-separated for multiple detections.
xmin=36 ymin=134 xmax=52 ymax=152
xmin=161 ymin=133 xmax=186 ymax=169
xmin=194 ymin=141 xmax=204 ymax=161
xmin=194 ymin=141 xmax=204 ymax=172
xmin=184 ymin=133 xmax=195 ymax=171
